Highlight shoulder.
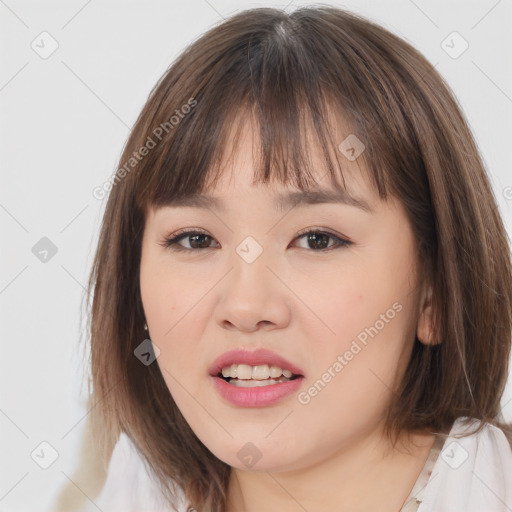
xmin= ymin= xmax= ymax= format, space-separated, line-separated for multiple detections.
xmin=419 ymin=417 xmax=512 ymax=512
xmin=91 ymin=432 xmax=191 ymax=512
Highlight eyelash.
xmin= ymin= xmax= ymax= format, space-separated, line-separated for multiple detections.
xmin=160 ymin=228 xmax=352 ymax=253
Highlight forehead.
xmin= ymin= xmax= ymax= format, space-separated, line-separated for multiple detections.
xmin=197 ymin=112 xmax=379 ymax=209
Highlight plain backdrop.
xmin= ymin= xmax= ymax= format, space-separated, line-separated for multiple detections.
xmin=1 ymin=0 xmax=511 ymax=510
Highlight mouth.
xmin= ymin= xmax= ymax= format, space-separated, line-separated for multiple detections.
xmin=209 ymin=348 xmax=305 ymax=389
xmin=209 ymin=348 xmax=304 ymax=384
xmin=209 ymin=350 xmax=305 ymax=407
xmin=217 ymin=363 xmax=302 ymax=388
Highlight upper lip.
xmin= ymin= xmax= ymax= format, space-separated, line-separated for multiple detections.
xmin=209 ymin=348 xmax=305 ymax=377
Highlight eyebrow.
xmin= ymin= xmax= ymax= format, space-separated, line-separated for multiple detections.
xmin=162 ymin=188 xmax=374 ymax=213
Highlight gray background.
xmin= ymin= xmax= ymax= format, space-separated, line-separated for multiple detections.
xmin=1 ymin=0 xmax=511 ymax=510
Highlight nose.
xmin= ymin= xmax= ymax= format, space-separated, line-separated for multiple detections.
xmin=213 ymin=242 xmax=292 ymax=333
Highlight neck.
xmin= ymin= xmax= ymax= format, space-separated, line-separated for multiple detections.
xmin=225 ymin=423 xmax=435 ymax=512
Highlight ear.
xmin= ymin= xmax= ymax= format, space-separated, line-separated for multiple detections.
xmin=416 ymin=282 xmax=439 ymax=345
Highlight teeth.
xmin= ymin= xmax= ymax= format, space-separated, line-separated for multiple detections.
xmin=220 ymin=363 xmax=295 ymax=380
xmin=269 ymin=365 xmax=282 ymax=378
xmin=237 ymin=364 xmax=253 ymax=380
xmin=230 ymin=378 xmax=284 ymax=388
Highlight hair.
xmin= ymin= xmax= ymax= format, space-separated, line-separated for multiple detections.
xmin=86 ymin=5 xmax=512 ymax=511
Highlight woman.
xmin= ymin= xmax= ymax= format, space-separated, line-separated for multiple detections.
xmin=85 ymin=6 xmax=512 ymax=511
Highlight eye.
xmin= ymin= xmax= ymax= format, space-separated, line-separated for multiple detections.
xmin=160 ymin=228 xmax=352 ymax=253
xmin=292 ymin=228 xmax=352 ymax=251
xmin=160 ymin=229 xmax=219 ymax=252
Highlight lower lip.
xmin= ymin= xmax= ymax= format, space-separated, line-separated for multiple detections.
xmin=211 ymin=376 xmax=304 ymax=407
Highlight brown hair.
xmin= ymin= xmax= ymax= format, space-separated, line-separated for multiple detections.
xmin=86 ymin=5 xmax=512 ymax=511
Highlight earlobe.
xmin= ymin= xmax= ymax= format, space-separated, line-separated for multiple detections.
xmin=416 ymin=284 xmax=439 ymax=345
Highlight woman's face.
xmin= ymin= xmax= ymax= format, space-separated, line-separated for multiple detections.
xmin=139 ymin=120 xmax=427 ymax=472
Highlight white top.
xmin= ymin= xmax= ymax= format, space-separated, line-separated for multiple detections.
xmin=88 ymin=417 xmax=512 ymax=512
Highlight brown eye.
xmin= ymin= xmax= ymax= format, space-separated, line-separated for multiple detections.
xmin=161 ymin=228 xmax=352 ymax=253
xmin=162 ymin=230 xmax=219 ymax=252
xmin=293 ymin=230 xmax=352 ymax=251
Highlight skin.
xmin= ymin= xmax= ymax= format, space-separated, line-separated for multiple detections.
xmin=139 ymin=117 xmax=437 ymax=512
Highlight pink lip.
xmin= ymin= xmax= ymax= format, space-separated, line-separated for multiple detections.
xmin=208 ymin=348 xmax=305 ymax=408
xmin=208 ymin=348 xmax=305 ymax=377
xmin=211 ymin=375 xmax=304 ymax=407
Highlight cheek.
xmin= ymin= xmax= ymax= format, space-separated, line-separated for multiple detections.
xmin=140 ymin=259 xmax=189 ymax=342
xmin=298 ymin=246 xmax=417 ymax=398
xmin=298 ymin=301 xmax=413 ymax=437
xmin=294 ymin=259 xmax=405 ymax=357
xmin=140 ymin=262 xmax=210 ymax=401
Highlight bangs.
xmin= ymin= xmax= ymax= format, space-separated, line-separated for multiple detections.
xmin=130 ymin=9 xmax=401 ymax=214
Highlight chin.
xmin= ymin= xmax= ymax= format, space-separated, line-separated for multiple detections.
xmin=199 ymin=435 xmax=310 ymax=473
